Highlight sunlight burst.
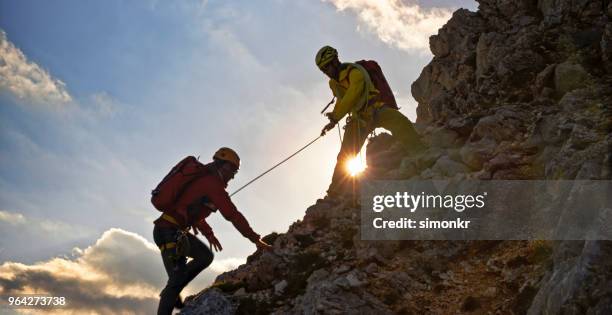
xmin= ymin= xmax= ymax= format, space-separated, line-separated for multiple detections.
xmin=346 ymin=156 xmax=367 ymax=177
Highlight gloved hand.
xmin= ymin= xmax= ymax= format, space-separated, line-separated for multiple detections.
xmin=321 ymin=121 xmax=337 ymax=136
xmin=255 ymin=238 xmax=272 ymax=251
xmin=205 ymin=233 xmax=223 ymax=252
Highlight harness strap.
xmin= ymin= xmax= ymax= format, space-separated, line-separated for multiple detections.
xmin=162 ymin=213 xmax=180 ymax=226
xmin=159 ymin=242 xmax=176 ymax=251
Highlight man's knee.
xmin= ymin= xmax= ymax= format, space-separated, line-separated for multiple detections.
xmin=197 ymin=250 xmax=214 ymax=270
xmin=189 ymin=238 xmax=214 ymax=269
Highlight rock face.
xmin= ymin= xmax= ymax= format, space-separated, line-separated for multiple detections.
xmin=180 ymin=1 xmax=611 ymax=314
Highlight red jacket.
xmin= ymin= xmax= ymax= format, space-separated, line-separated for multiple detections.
xmin=154 ymin=171 xmax=260 ymax=243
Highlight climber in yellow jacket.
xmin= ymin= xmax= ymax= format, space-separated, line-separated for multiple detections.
xmin=316 ymin=45 xmax=424 ymax=196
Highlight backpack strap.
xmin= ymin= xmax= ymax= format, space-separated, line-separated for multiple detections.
xmin=162 ymin=213 xmax=181 ymax=226
xmin=348 ymin=62 xmax=378 ymax=113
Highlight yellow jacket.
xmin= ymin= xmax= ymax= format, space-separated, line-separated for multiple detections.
xmin=328 ymin=63 xmax=382 ymax=122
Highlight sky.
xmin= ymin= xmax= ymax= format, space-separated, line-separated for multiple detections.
xmin=0 ymin=0 xmax=476 ymax=313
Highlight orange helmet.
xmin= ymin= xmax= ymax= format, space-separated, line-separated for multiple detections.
xmin=213 ymin=147 xmax=240 ymax=169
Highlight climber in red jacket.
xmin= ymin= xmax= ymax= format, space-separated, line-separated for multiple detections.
xmin=153 ymin=147 xmax=271 ymax=315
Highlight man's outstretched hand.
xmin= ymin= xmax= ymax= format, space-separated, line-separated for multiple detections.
xmin=205 ymin=234 xmax=223 ymax=252
xmin=255 ymin=239 xmax=272 ymax=251
xmin=321 ymin=113 xmax=338 ymax=136
xmin=321 ymin=121 xmax=336 ymax=136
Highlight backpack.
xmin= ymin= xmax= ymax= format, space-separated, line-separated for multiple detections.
xmin=151 ymin=156 xmax=210 ymax=212
xmin=355 ymin=60 xmax=399 ymax=110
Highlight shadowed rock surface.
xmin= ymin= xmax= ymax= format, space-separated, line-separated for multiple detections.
xmin=180 ymin=1 xmax=611 ymax=314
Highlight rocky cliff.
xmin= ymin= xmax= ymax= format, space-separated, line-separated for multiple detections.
xmin=180 ymin=1 xmax=611 ymax=314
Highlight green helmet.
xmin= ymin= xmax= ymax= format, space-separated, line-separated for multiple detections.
xmin=315 ymin=45 xmax=338 ymax=69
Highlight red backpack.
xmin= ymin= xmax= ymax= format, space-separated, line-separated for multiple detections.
xmin=151 ymin=156 xmax=210 ymax=212
xmin=355 ymin=60 xmax=399 ymax=110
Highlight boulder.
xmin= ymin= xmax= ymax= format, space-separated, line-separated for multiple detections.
xmin=470 ymin=113 xmax=520 ymax=143
xmin=528 ymin=241 xmax=612 ymax=315
xmin=554 ymin=61 xmax=589 ymax=96
xmin=428 ymin=127 xmax=460 ymax=148
xmin=431 ymin=155 xmax=470 ymax=176
xmin=181 ymin=289 xmax=236 ymax=315
xmin=533 ymin=64 xmax=556 ymax=95
xmin=460 ymin=137 xmax=497 ymax=170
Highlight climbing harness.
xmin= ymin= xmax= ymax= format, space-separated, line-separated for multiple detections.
xmin=175 ymin=230 xmax=190 ymax=257
xmin=158 ymin=228 xmax=190 ymax=265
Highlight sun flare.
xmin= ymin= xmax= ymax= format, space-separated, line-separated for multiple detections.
xmin=346 ymin=156 xmax=367 ymax=177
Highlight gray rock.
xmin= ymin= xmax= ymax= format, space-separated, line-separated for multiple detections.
xmin=538 ymin=0 xmax=564 ymax=25
xmin=334 ymin=264 xmax=351 ymax=274
xmin=476 ymin=32 xmax=503 ymax=79
xmin=559 ymin=88 xmax=593 ymax=111
xmin=483 ymin=286 xmax=498 ymax=297
xmin=274 ymin=280 xmax=288 ymax=295
xmin=554 ymin=61 xmax=589 ymax=96
xmin=307 ymin=268 xmax=330 ymax=285
xmin=345 ymin=272 xmax=363 ymax=288
xmin=428 ymin=127 xmax=460 ymax=148
xmin=292 ymin=275 xmax=392 ymax=315
xmin=411 ymin=64 xmax=433 ymax=104
xmin=419 ymin=168 xmax=436 ymax=179
xmin=365 ymin=263 xmax=379 ymax=274
xmin=447 ymin=116 xmax=477 ymax=137
xmin=470 ymin=114 xmax=518 ymax=143
xmin=460 ymin=137 xmax=497 ymax=170
xmin=533 ymin=64 xmax=556 ymax=95
xmin=565 ymin=123 xmax=599 ymax=150
xmin=180 ymin=288 xmax=236 ymax=315
xmin=430 ymin=33 xmax=450 ymax=58
xmin=601 ymin=23 xmax=612 ymax=72
xmin=431 ymin=155 xmax=470 ymax=176
xmin=528 ymin=241 xmax=612 ymax=315
xmin=574 ymin=156 xmax=605 ymax=179
xmin=415 ymin=148 xmax=443 ymax=170
xmin=396 ymin=157 xmax=418 ymax=179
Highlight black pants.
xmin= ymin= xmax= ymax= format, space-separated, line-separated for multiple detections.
xmin=153 ymin=225 xmax=214 ymax=315
xmin=328 ymin=107 xmax=424 ymax=195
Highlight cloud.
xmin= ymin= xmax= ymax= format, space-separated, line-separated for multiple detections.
xmin=0 ymin=210 xmax=26 ymax=225
xmin=0 ymin=178 xmax=98 ymax=263
xmin=0 ymin=210 xmax=90 ymax=235
xmin=0 ymin=228 xmax=244 ymax=314
xmin=88 ymin=92 xmax=121 ymax=118
xmin=206 ymin=26 xmax=268 ymax=78
xmin=324 ymin=0 xmax=452 ymax=52
xmin=0 ymin=210 xmax=94 ymax=263
xmin=0 ymin=29 xmax=125 ymax=117
xmin=0 ymin=29 xmax=73 ymax=108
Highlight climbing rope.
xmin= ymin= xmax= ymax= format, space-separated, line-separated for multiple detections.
xmin=229 ymin=135 xmax=323 ymax=197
